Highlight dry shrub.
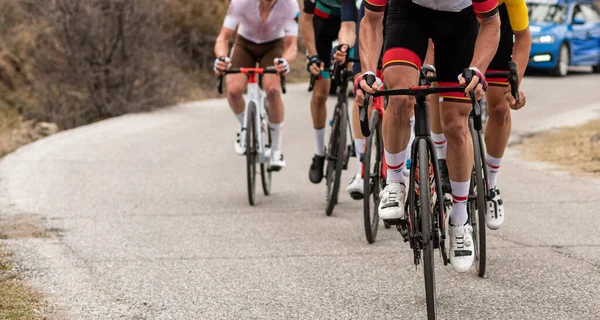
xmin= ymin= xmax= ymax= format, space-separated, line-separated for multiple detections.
xmin=26 ymin=0 xmax=185 ymax=129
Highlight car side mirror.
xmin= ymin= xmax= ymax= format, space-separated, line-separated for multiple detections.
xmin=572 ymin=16 xmax=586 ymax=25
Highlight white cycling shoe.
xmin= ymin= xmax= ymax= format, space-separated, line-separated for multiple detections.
xmin=378 ymin=181 xmax=406 ymax=220
xmin=346 ymin=174 xmax=364 ymax=200
xmin=486 ymin=187 xmax=504 ymax=230
xmin=234 ymin=130 xmax=245 ymax=155
xmin=449 ymin=222 xmax=475 ymax=273
xmin=269 ymin=151 xmax=286 ymax=171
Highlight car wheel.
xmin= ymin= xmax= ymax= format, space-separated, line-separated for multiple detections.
xmin=593 ymin=61 xmax=600 ymax=73
xmin=552 ymin=44 xmax=569 ymax=77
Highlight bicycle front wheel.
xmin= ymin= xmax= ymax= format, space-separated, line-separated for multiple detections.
xmin=418 ymin=139 xmax=437 ymax=320
xmin=325 ymin=101 xmax=347 ymax=216
xmin=246 ymin=103 xmax=257 ymax=206
xmin=260 ymin=103 xmax=272 ymax=196
xmin=363 ymin=111 xmax=382 ymax=243
xmin=470 ymin=123 xmax=487 ymax=277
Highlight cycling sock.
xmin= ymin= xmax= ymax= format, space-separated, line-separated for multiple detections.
xmin=269 ymin=121 xmax=283 ymax=153
xmin=450 ymin=180 xmax=470 ymax=226
xmin=485 ymin=154 xmax=502 ymax=190
xmin=235 ymin=111 xmax=245 ymax=125
xmin=354 ymin=138 xmax=366 ymax=176
xmin=385 ymin=149 xmax=407 ymax=185
xmin=314 ymin=127 xmax=326 ymax=156
xmin=431 ymin=132 xmax=447 ymax=160
xmin=407 ymin=115 xmax=416 ymax=163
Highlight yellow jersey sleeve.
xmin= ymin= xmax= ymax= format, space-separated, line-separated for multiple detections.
xmin=502 ymin=0 xmax=530 ymax=32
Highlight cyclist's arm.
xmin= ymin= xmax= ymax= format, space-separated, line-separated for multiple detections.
xmin=300 ymin=0 xmax=318 ymax=57
xmin=282 ymin=35 xmax=299 ymax=62
xmin=470 ymin=0 xmax=501 ymax=72
xmin=214 ymin=1 xmax=240 ymax=58
xmin=339 ymin=0 xmax=357 ymax=47
xmin=506 ymin=0 xmax=531 ymax=85
xmin=359 ymin=1 xmax=386 ymax=73
xmin=215 ymin=27 xmax=236 ymax=58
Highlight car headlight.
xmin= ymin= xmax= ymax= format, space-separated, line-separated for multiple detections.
xmin=532 ymin=35 xmax=556 ymax=44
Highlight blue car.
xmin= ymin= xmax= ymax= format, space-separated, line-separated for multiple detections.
xmin=527 ymin=0 xmax=600 ymax=76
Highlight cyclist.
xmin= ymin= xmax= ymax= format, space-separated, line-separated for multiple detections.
xmin=355 ymin=0 xmax=501 ymax=272
xmin=431 ymin=0 xmax=530 ymax=230
xmin=301 ymin=0 xmax=358 ymax=184
xmin=214 ymin=0 xmax=300 ymax=171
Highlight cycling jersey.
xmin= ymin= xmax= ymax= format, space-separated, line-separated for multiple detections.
xmin=364 ymin=0 xmax=499 ymax=18
xmin=224 ymin=0 xmax=300 ymax=44
xmin=304 ymin=0 xmax=357 ymax=21
xmin=499 ymin=0 xmax=529 ymax=31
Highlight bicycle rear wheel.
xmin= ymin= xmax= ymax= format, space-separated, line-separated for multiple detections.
xmin=260 ymin=103 xmax=272 ymax=196
xmin=325 ymin=102 xmax=347 ymax=216
xmin=246 ymin=103 xmax=257 ymax=206
xmin=418 ymin=139 xmax=437 ymax=320
xmin=363 ymin=111 xmax=382 ymax=243
xmin=470 ymin=122 xmax=487 ymax=277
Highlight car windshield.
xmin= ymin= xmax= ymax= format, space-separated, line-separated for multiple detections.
xmin=528 ymin=3 xmax=568 ymax=23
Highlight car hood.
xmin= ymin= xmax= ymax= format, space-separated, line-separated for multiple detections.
xmin=529 ymin=22 xmax=563 ymax=36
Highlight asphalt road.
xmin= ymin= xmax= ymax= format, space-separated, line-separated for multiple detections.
xmin=1 ymin=69 xmax=600 ymax=320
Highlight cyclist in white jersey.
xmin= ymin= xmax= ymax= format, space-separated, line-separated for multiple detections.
xmin=214 ymin=0 xmax=300 ymax=171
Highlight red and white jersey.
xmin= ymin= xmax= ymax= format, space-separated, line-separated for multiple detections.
xmin=363 ymin=0 xmax=499 ymax=18
xmin=223 ymin=0 xmax=301 ymax=44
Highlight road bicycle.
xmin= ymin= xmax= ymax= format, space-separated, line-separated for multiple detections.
xmin=308 ymin=59 xmax=357 ymax=216
xmin=360 ymin=63 xmax=519 ymax=319
xmin=217 ymin=67 xmax=286 ymax=206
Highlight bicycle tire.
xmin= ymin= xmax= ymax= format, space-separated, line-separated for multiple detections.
xmin=418 ymin=139 xmax=437 ymax=320
xmin=363 ymin=111 xmax=382 ymax=243
xmin=246 ymin=103 xmax=257 ymax=206
xmin=470 ymin=122 xmax=487 ymax=278
xmin=260 ymin=101 xmax=272 ymax=196
xmin=325 ymin=101 xmax=347 ymax=216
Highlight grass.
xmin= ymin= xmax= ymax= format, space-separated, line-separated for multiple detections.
xmin=0 ymin=244 xmax=40 ymax=320
xmin=519 ymin=118 xmax=600 ymax=176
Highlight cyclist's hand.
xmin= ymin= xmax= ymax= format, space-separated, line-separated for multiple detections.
xmin=458 ymin=67 xmax=487 ymax=101
xmin=505 ymin=89 xmax=526 ymax=110
xmin=353 ymin=72 xmax=382 ymax=106
xmin=214 ymin=56 xmax=230 ymax=75
xmin=274 ymin=58 xmax=290 ymax=74
xmin=332 ymin=44 xmax=349 ymax=64
xmin=307 ymin=55 xmax=323 ymax=76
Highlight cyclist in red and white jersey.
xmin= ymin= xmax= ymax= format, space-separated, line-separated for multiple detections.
xmin=214 ymin=0 xmax=300 ymax=171
xmin=355 ymin=0 xmax=501 ymax=273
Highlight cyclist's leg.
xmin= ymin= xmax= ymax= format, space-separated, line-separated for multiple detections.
xmin=347 ymin=3 xmax=365 ymax=196
xmin=426 ymin=40 xmax=451 ymax=193
xmin=260 ymin=38 xmax=285 ymax=150
xmin=312 ymin=16 xmax=339 ymax=155
xmin=227 ymin=36 xmax=252 ymax=124
xmin=483 ymin=4 xmax=513 ymax=229
xmin=432 ymin=7 xmax=478 ymax=273
xmin=309 ymin=16 xmax=340 ymax=183
xmin=378 ymin=1 xmax=428 ymax=220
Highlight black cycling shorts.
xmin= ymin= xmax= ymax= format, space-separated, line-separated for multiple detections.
xmin=313 ymin=15 xmax=341 ymax=76
xmin=488 ymin=3 xmax=513 ymax=86
xmin=382 ymin=1 xmax=478 ymax=102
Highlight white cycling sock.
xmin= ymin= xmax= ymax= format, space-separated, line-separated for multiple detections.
xmin=450 ymin=180 xmax=470 ymax=226
xmin=269 ymin=121 xmax=283 ymax=153
xmin=385 ymin=149 xmax=407 ymax=185
xmin=431 ymin=132 xmax=447 ymax=160
xmin=407 ymin=116 xmax=416 ymax=162
xmin=354 ymin=138 xmax=366 ymax=176
xmin=486 ymin=154 xmax=502 ymax=190
xmin=235 ymin=111 xmax=245 ymax=125
xmin=314 ymin=127 xmax=326 ymax=156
